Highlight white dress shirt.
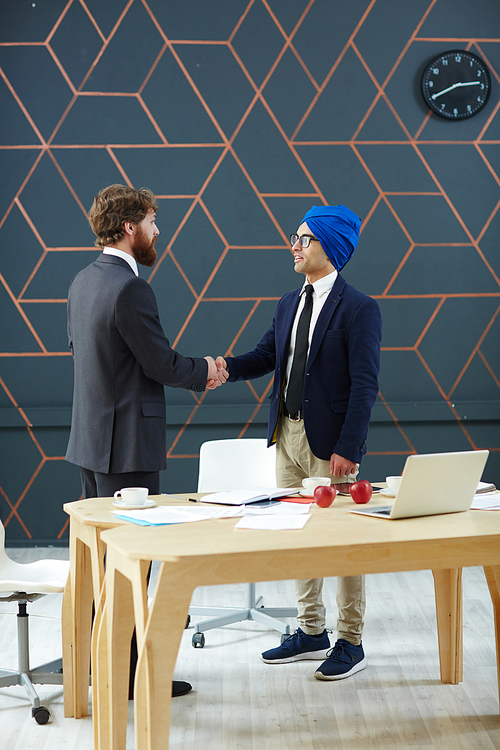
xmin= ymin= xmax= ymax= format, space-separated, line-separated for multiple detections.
xmin=102 ymin=246 xmax=139 ymax=276
xmin=284 ymin=270 xmax=338 ymax=399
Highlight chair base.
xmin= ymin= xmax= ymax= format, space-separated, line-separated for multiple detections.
xmin=0 ymin=658 xmax=63 ymax=724
xmin=0 ymin=599 xmax=64 ymax=723
xmin=189 ymin=583 xmax=297 ymax=647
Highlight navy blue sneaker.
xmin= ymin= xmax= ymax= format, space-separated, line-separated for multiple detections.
xmin=261 ymin=628 xmax=330 ymax=664
xmin=314 ymin=638 xmax=366 ymax=680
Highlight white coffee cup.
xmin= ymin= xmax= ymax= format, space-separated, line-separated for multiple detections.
xmin=302 ymin=476 xmax=331 ymax=494
xmin=385 ymin=476 xmax=402 ymax=494
xmin=113 ymin=487 xmax=149 ymax=506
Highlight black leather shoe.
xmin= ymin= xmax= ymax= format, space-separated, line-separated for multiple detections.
xmin=129 ymin=680 xmax=193 ymax=700
xmin=172 ymin=680 xmax=192 ymax=697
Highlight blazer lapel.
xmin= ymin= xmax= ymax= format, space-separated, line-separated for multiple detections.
xmin=307 ymin=274 xmax=346 ymax=368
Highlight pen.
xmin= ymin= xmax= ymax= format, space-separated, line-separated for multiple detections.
xmin=188 ymin=497 xmax=198 ymax=502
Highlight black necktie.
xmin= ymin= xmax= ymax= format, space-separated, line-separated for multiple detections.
xmin=285 ymin=284 xmax=314 ymax=417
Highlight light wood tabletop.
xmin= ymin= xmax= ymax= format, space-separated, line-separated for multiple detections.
xmin=95 ymin=497 xmax=500 ymax=750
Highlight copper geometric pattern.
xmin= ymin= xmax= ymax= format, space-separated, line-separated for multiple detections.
xmin=1 ymin=0 xmax=499 ymax=543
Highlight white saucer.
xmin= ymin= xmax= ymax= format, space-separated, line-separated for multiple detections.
xmin=379 ymin=489 xmax=396 ymax=498
xmin=299 ymin=490 xmax=315 ymax=498
xmin=112 ymin=498 xmax=157 ymax=510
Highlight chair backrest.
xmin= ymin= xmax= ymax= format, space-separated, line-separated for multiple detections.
xmin=197 ymin=439 xmax=277 ymax=492
xmin=0 ymin=520 xmax=10 ymax=566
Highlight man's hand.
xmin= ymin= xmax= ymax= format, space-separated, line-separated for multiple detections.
xmin=204 ymin=356 xmax=228 ymax=390
xmin=215 ymin=355 xmax=227 ymax=372
xmin=329 ymin=453 xmax=357 ymax=478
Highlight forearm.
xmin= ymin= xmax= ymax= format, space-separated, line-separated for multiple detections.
xmin=225 ymin=321 xmax=277 ymax=382
xmin=117 ymin=279 xmax=208 ymax=390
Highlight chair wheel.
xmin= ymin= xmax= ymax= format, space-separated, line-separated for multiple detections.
xmin=32 ymin=706 xmax=50 ymax=724
xmin=192 ymin=632 xmax=205 ymax=648
xmin=185 ymin=614 xmax=191 ymax=629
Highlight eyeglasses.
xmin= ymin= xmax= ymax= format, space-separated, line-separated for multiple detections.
xmin=290 ymin=234 xmax=319 ymax=249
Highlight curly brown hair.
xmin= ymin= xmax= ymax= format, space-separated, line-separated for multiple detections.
xmin=89 ymin=184 xmax=158 ymax=249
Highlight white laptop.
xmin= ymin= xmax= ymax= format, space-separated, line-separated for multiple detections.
xmin=350 ymin=450 xmax=489 ymax=520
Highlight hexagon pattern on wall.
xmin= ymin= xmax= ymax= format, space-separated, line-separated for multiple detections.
xmin=1 ymin=0 xmax=499 ymax=542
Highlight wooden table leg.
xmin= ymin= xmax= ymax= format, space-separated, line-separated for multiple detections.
xmin=68 ymin=519 xmax=107 ymax=720
xmin=105 ymin=547 xmax=137 ymax=750
xmin=134 ymin=561 xmax=195 ymax=750
xmin=483 ymin=565 xmax=500 ymax=710
xmin=70 ymin=523 xmax=94 ymax=718
xmin=432 ymin=568 xmax=463 ymax=684
xmin=93 ymin=582 xmax=108 ymax=750
xmin=62 ymin=573 xmax=74 ymax=717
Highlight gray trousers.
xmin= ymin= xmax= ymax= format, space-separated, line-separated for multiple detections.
xmin=275 ymin=416 xmax=366 ymax=645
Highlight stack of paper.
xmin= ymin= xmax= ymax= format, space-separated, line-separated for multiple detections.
xmin=111 ymin=501 xmax=312 ymax=528
xmin=234 ymin=502 xmax=311 ymax=530
xmin=471 ymin=493 xmax=500 ymax=510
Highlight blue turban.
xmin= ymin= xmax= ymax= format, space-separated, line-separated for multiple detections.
xmin=300 ymin=205 xmax=361 ymax=271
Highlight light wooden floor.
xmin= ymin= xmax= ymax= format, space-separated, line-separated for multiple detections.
xmin=0 ymin=547 xmax=499 ymax=749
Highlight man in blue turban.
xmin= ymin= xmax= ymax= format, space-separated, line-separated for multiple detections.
xmin=215 ymin=204 xmax=382 ymax=682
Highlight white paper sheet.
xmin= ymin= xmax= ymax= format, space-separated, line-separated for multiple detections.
xmin=470 ymin=493 xmax=500 ymax=510
xmin=239 ymin=502 xmax=311 ymax=516
xmin=234 ymin=515 xmax=311 ymax=530
xmin=111 ymin=505 xmax=241 ymax=525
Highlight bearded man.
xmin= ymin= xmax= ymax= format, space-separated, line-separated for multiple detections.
xmin=65 ymin=184 xmax=227 ymax=698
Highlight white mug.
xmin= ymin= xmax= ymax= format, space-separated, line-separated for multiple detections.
xmin=302 ymin=476 xmax=331 ymax=494
xmin=113 ymin=487 xmax=148 ymax=505
xmin=385 ymin=476 xmax=402 ymax=494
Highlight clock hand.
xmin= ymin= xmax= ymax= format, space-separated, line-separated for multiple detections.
xmin=431 ymin=83 xmax=459 ymax=100
xmin=431 ymin=80 xmax=481 ymax=101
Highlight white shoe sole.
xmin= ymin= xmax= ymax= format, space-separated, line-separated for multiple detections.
xmin=314 ymin=656 xmax=367 ymax=680
xmin=261 ymin=648 xmax=330 ymax=664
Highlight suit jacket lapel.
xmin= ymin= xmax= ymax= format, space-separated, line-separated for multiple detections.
xmin=307 ymin=274 xmax=346 ymax=368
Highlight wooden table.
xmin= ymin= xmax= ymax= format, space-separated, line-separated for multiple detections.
xmin=95 ymin=497 xmax=500 ymax=750
xmin=62 ymin=493 xmax=193 ymax=720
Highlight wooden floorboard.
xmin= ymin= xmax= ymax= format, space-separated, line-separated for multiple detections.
xmin=0 ymin=549 xmax=498 ymax=749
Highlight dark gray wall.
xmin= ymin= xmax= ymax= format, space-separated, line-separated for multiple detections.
xmin=1 ymin=0 xmax=499 ymax=545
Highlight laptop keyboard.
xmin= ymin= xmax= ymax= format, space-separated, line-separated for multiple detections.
xmin=367 ymin=505 xmax=392 ymax=515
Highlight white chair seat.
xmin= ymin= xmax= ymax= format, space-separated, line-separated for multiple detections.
xmin=0 ymin=558 xmax=69 ymax=595
xmin=0 ymin=520 xmax=69 ymax=724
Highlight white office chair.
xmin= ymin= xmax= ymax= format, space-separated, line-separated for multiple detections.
xmin=0 ymin=520 xmax=70 ymax=724
xmin=188 ymin=438 xmax=297 ymax=647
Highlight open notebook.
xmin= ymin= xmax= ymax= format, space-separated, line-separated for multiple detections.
xmin=350 ymin=450 xmax=489 ymax=520
xmin=200 ymin=488 xmax=297 ymax=506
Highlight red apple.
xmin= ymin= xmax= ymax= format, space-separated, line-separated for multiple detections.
xmin=349 ymin=480 xmax=373 ymax=504
xmin=314 ymin=485 xmax=336 ymax=507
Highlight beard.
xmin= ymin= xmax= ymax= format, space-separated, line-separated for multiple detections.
xmin=132 ymin=226 xmax=157 ymax=267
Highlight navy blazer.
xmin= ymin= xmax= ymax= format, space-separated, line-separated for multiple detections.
xmin=66 ymin=254 xmax=207 ymax=474
xmin=226 ymin=274 xmax=382 ymax=464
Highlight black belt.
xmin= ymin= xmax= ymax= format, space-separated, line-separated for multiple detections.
xmin=282 ymin=402 xmax=303 ymax=421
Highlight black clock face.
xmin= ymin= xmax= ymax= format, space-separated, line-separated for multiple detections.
xmin=421 ymin=50 xmax=491 ymax=120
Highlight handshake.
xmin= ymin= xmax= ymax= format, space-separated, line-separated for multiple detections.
xmin=204 ymin=356 xmax=228 ymax=390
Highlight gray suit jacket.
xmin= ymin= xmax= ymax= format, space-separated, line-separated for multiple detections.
xmin=65 ymin=253 xmax=207 ymax=473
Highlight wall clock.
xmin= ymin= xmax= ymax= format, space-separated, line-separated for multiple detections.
xmin=421 ymin=50 xmax=491 ymax=120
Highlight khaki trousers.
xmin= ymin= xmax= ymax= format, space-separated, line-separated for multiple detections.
xmin=275 ymin=416 xmax=366 ymax=645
